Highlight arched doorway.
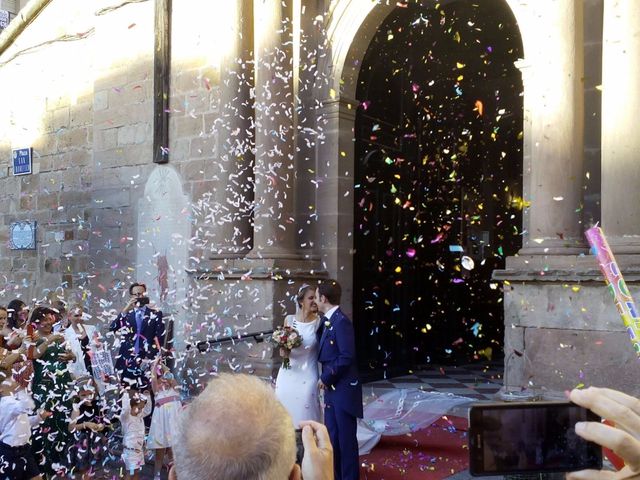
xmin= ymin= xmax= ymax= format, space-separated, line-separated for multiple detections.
xmin=352 ymin=0 xmax=524 ymax=378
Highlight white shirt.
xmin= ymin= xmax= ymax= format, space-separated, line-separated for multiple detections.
xmin=64 ymin=324 xmax=97 ymax=378
xmin=0 ymin=390 xmax=42 ymax=447
xmin=324 ymin=306 xmax=339 ymax=322
xmin=120 ymin=391 xmax=152 ymax=450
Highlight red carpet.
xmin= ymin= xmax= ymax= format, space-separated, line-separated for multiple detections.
xmin=359 ymin=416 xmax=469 ymax=480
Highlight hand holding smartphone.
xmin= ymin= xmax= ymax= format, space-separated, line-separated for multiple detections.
xmin=469 ymin=401 xmax=602 ymax=476
xmin=295 ymin=428 xmax=304 ymax=466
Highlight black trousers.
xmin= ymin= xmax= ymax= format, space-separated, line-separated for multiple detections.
xmin=0 ymin=441 xmax=40 ymax=480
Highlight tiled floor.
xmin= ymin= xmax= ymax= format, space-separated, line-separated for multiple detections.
xmin=363 ymin=360 xmax=504 ymax=401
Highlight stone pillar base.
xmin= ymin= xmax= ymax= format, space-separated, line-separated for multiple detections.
xmin=495 ymin=254 xmax=640 ymax=397
xmin=605 ymin=235 xmax=640 ymax=255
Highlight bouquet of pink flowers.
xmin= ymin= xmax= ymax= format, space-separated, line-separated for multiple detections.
xmin=271 ymin=325 xmax=303 ymax=369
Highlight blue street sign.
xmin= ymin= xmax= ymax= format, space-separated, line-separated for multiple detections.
xmin=12 ymin=148 xmax=32 ymax=176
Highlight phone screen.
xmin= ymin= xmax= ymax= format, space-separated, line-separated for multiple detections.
xmin=469 ymin=402 xmax=602 ymax=476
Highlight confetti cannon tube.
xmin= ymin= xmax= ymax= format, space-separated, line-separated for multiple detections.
xmin=585 ymin=226 xmax=640 ymax=356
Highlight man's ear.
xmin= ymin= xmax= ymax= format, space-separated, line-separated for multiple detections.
xmin=289 ymin=463 xmax=301 ymax=480
xmin=169 ymin=465 xmax=177 ymax=480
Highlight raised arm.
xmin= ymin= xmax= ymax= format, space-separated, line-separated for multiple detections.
xmin=142 ymin=395 xmax=153 ymax=417
xmin=150 ymin=356 xmax=162 ymax=393
xmin=119 ymin=391 xmax=132 ymax=421
xmin=0 ymin=347 xmax=25 ymax=369
xmin=153 ymin=309 xmax=165 ymax=351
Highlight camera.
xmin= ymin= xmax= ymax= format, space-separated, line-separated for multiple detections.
xmin=469 ymin=401 xmax=602 ymax=476
xmin=295 ymin=429 xmax=304 ymax=465
xmin=136 ymin=297 xmax=150 ymax=307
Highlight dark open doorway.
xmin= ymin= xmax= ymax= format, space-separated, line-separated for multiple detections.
xmin=353 ymin=0 xmax=523 ymax=379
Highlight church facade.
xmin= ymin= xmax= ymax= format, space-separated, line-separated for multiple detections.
xmin=0 ymin=0 xmax=639 ymax=394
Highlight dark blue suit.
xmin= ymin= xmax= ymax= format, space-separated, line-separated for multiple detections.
xmin=109 ymin=306 xmax=164 ymax=386
xmin=317 ymin=307 xmax=362 ymax=480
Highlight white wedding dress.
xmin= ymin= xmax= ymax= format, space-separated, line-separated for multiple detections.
xmin=275 ymin=314 xmax=322 ymax=427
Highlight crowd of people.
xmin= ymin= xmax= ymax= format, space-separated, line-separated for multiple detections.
xmin=0 ymin=280 xmax=344 ymax=480
xmin=0 ymin=283 xmax=176 ymax=480
xmin=0 ymin=279 xmax=638 ymax=480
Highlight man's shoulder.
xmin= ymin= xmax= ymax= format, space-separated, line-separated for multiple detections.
xmin=334 ymin=307 xmax=350 ymax=320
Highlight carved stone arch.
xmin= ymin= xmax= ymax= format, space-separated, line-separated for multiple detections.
xmin=320 ymin=0 xmax=528 ymax=101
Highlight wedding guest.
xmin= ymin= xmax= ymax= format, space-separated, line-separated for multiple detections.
xmin=0 ymin=371 xmax=51 ymax=480
xmin=0 ymin=306 xmax=27 ymax=371
xmin=30 ymin=306 xmax=75 ymax=477
xmin=6 ymin=299 xmax=29 ymax=332
xmin=64 ymin=304 xmax=98 ymax=379
xmin=3 ymin=301 xmax=34 ymax=390
xmin=170 ymin=373 xmax=334 ymax=480
xmin=120 ymin=389 xmax=152 ymax=480
xmin=68 ymin=377 xmax=109 ymax=480
xmin=147 ymin=357 xmax=182 ymax=480
xmin=110 ymin=282 xmax=164 ymax=388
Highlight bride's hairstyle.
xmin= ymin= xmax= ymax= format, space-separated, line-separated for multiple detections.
xmin=295 ymin=284 xmax=315 ymax=310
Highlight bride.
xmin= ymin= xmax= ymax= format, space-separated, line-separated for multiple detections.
xmin=275 ymin=284 xmax=322 ymax=426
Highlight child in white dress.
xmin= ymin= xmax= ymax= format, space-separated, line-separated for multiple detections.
xmin=146 ymin=357 xmax=181 ymax=480
xmin=119 ymin=390 xmax=151 ymax=480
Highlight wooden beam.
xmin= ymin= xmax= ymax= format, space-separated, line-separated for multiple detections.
xmin=153 ymin=0 xmax=171 ymax=164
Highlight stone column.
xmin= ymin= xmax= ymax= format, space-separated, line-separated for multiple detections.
xmin=209 ymin=0 xmax=254 ymax=258
xmin=519 ymin=0 xmax=586 ymax=255
xmin=251 ymin=0 xmax=297 ymax=258
xmin=601 ymin=0 xmax=640 ymax=253
xmin=315 ymin=97 xmax=356 ymax=314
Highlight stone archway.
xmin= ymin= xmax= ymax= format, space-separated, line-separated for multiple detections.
xmin=315 ymin=0 xmax=530 ymax=318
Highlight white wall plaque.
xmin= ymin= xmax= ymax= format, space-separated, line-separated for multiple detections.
xmin=9 ymin=221 xmax=36 ymax=250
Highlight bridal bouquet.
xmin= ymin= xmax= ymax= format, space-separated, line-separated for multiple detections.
xmin=271 ymin=325 xmax=303 ymax=369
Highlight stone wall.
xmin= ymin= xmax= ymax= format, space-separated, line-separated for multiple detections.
xmin=0 ymin=0 xmax=321 ymax=380
xmin=498 ymin=255 xmax=640 ymax=396
xmin=0 ymin=0 xmax=95 ymax=302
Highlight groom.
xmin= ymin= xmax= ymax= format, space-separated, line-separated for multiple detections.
xmin=315 ymin=280 xmax=363 ymax=480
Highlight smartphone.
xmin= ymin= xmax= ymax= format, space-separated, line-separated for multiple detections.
xmin=469 ymin=401 xmax=602 ymax=476
xmin=294 ymin=429 xmax=304 ymax=465
xmin=137 ymin=297 xmax=150 ymax=307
